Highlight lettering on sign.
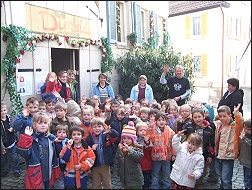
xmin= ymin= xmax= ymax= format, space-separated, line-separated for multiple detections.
xmin=26 ymin=4 xmax=92 ymax=38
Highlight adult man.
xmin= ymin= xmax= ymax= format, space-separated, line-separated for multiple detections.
xmin=130 ymin=75 xmax=154 ymax=104
xmin=218 ymin=78 xmax=244 ymax=119
xmin=160 ymin=65 xmax=191 ymax=106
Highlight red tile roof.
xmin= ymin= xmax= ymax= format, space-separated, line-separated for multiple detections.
xmin=169 ymin=1 xmax=230 ymax=17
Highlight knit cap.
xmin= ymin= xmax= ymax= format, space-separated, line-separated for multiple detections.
xmin=121 ymin=121 xmax=137 ymax=144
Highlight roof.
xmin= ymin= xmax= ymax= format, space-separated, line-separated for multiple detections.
xmin=168 ymin=1 xmax=231 ymax=17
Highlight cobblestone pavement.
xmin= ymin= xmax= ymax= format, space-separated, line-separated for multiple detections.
xmin=1 ymin=157 xmax=245 ymax=189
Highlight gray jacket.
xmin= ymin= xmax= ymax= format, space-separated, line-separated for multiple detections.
xmin=238 ymin=135 xmax=251 ymax=169
xmin=114 ymin=144 xmax=144 ymax=187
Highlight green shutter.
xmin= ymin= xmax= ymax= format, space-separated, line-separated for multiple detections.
xmin=186 ymin=16 xmax=190 ymax=39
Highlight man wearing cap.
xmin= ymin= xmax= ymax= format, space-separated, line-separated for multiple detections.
xmin=130 ymin=75 xmax=154 ymax=104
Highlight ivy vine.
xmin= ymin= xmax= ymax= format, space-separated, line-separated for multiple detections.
xmin=1 ymin=24 xmax=114 ymax=116
xmin=127 ymin=32 xmax=137 ymax=47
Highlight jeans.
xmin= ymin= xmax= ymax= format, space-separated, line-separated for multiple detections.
xmin=1 ymin=145 xmax=20 ymax=173
xmin=151 ymin=160 xmax=171 ymax=189
xmin=142 ymin=170 xmax=152 ymax=189
xmin=243 ymin=166 xmax=251 ymax=189
xmin=53 ymin=170 xmax=64 ymax=189
xmin=215 ymin=158 xmax=234 ymax=189
xmin=208 ymin=158 xmax=218 ymax=180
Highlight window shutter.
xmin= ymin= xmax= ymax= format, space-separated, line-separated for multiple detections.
xmin=107 ymin=1 xmax=117 ymax=43
xmin=202 ymin=13 xmax=207 ymax=37
xmin=226 ymin=53 xmax=230 ymax=75
xmin=202 ymin=54 xmax=207 ymax=76
xmin=153 ymin=12 xmax=158 ymax=36
xmin=135 ymin=4 xmax=142 ymax=44
xmin=186 ymin=16 xmax=190 ymax=39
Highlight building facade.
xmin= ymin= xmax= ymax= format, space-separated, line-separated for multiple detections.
xmin=168 ymin=1 xmax=251 ymax=110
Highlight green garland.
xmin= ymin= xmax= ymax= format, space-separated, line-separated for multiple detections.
xmin=1 ymin=24 xmax=36 ymax=116
xmin=100 ymin=37 xmax=114 ymax=74
xmin=1 ymin=24 xmax=114 ymax=116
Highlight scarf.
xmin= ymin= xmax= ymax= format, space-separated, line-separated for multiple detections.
xmin=93 ymin=134 xmax=104 ymax=165
xmin=36 ymin=132 xmax=46 ymax=141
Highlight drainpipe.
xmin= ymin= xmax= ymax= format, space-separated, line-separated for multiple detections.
xmin=220 ymin=5 xmax=224 ymax=97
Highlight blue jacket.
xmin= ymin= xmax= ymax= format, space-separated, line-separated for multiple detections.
xmin=12 ymin=114 xmax=33 ymax=138
xmin=16 ymin=133 xmax=61 ymax=189
xmin=86 ymin=129 xmax=119 ymax=167
xmin=110 ymin=117 xmax=129 ymax=146
xmin=130 ymin=83 xmax=154 ymax=104
xmin=91 ymin=82 xmax=115 ymax=100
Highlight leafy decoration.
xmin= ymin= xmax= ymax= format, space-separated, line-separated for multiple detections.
xmin=127 ymin=32 xmax=137 ymax=47
xmin=1 ymin=24 xmax=114 ymax=116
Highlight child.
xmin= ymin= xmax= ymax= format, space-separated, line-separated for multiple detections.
xmin=13 ymin=97 xmax=39 ymax=138
xmin=40 ymin=72 xmax=59 ymax=104
xmin=45 ymin=97 xmax=56 ymax=120
xmin=238 ymin=118 xmax=251 ymax=189
xmin=110 ymin=106 xmax=129 ymax=158
xmin=79 ymin=95 xmax=87 ymax=108
xmin=173 ymin=103 xmax=194 ymax=143
xmin=16 ymin=112 xmax=61 ymax=189
xmin=80 ymin=105 xmax=95 ymax=140
xmin=105 ymin=99 xmax=120 ymax=126
xmin=166 ymin=103 xmax=179 ymax=131
xmin=86 ymin=117 xmax=119 ymax=189
xmin=65 ymin=98 xmax=82 ymax=125
xmin=50 ymin=101 xmax=76 ymax=136
xmin=1 ymin=103 xmax=20 ymax=177
xmin=146 ymin=111 xmax=176 ymax=189
xmin=54 ymin=124 xmax=69 ymax=189
xmin=67 ymin=69 xmax=80 ymax=104
xmin=59 ymin=126 xmax=96 ymax=189
xmin=139 ymin=106 xmax=151 ymax=124
xmin=170 ymin=131 xmax=205 ymax=189
xmin=136 ymin=122 xmax=153 ymax=189
xmin=114 ymin=121 xmax=144 ymax=189
xmin=38 ymin=100 xmax=47 ymax=112
xmin=124 ymin=103 xmax=132 ymax=117
xmin=140 ymin=98 xmax=149 ymax=107
xmin=213 ymin=104 xmax=243 ymax=189
xmin=190 ymin=108 xmax=215 ymax=189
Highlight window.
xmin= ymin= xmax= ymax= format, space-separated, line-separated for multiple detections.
xmin=193 ymin=16 xmax=201 ymax=36
xmin=107 ymin=1 xmax=126 ymax=44
xmin=229 ymin=17 xmax=241 ymax=39
xmin=193 ymin=55 xmax=202 ymax=75
xmin=133 ymin=2 xmax=142 ymax=44
xmin=141 ymin=9 xmax=147 ymax=41
xmin=230 ymin=54 xmax=238 ymax=73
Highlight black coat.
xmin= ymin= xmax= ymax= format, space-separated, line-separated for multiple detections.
xmin=218 ymin=89 xmax=244 ymax=118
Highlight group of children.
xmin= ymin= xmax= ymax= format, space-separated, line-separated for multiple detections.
xmin=1 ymin=91 xmax=251 ymax=189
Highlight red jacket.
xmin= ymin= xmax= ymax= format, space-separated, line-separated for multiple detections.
xmin=140 ymin=145 xmax=152 ymax=171
xmin=46 ymin=80 xmax=71 ymax=100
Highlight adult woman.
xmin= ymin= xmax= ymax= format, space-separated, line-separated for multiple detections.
xmin=67 ymin=69 xmax=80 ymax=104
xmin=217 ymin=77 xmax=244 ymax=119
xmin=160 ymin=65 xmax=191 ymax=106
xmin=130 ymin=75 xmax=154 ymax=104
xmin=91 ymin=73 xmax=115 ymax=104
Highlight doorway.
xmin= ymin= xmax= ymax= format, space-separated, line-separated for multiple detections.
xmin=51 ymin=48 xmax=80 ymax=85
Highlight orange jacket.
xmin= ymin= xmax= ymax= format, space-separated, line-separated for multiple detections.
xmin=59 ymin=144 xmax=96 ymax=188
